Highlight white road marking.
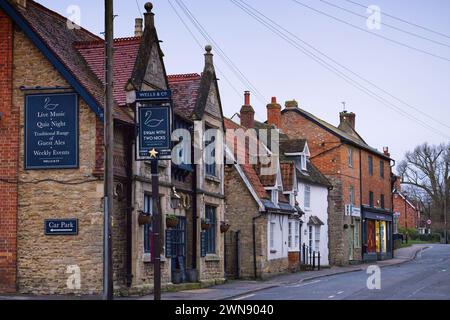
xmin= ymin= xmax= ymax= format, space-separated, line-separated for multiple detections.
xmin=328 ymin=295 xmax=335 ymax=299
xmin=286 ymin=280 xmax=322 ymax=288
xmin=337 ymin=291 xmax=344 ymax=295
xmin=233 ymin=294 xmax=255 ymax=300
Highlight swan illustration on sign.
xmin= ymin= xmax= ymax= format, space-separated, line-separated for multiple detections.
xmin=43 ymin=97 xmax=59 ymax=111
xmin=144 ymin=110 xmax=164 ymax=128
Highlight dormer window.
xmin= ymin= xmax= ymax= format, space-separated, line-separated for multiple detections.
xmin=300 ymin=155 xmax=307 ymax=171
xmin=272 ymin=190 xmax=279 ymax=204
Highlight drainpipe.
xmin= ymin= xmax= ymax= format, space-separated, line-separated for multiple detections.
xmin=359 ymin=149 xmax=363 ymax=260
xmin=126 ymin=128 xmax=134 ymax=287
xmin=252 ymin=214 xmax=264 ymax=279
xmin=390 ymin=160 xmax=396 ymax=258
xmin=191 ymin=139 xmax=198 ymax=271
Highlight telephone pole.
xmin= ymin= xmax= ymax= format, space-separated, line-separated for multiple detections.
xmin=103 ymin=0 xmax=114 ymax=300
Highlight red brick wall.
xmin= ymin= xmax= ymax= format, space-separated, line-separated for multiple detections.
xmin=0 ymin=9 xmax=18 ymax=293
xmin=393 ymin=194 xmax=419 ymax=229
xmin=360 ymin=150 xmax=392 ymax=210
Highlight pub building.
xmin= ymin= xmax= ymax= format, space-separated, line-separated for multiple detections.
xmin=0 ymin=0 xmax=225 ymax=296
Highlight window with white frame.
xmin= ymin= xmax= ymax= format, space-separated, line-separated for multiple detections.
xmin=295 ymin=221 xmax=300 ymax=248
xmin=270 ymin=221 xmax=276 ymax=250
xmin=304 ymin=185 xmax=311 ymax=210
xmin=308 ymin=225 xmax=313 ymax=250
xmin=314 ymin=226 xmax=320 ymax=252
xmin=349 ymin=186 xmax=355 ymax=206
xmin=300 ymin=155 xmax=307 ymax=171
xmin=271 ymin=190 xmax=278 ymax=205
xmin=348 ymin=147 xmax=353 ymax=167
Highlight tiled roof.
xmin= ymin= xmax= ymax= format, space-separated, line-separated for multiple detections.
xmin=168 ymin=74 xmax=202 ymax=120
xmin=281 ymin=162 xmax=295 ymax=192
xmin=280 ymin=139 xmax=307 ymax=154
xmin=282 ymin=107 xmax=391 ymax=160
xmin=224 ymin=118 xmax=268 ymax=200
xmin=13 ymin=0 xmax=132 ymax=123
xmin=75 ymin=37 xmax=141 ymax=107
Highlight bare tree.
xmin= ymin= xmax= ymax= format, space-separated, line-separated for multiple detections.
xmin=397 ymin=143 xmax=449 ymax=240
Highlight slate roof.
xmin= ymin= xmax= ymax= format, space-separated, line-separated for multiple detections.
xmin=308 ymin=216 xmax=325 ymax=226
xmin=282 ymin=107 xmax=391 ymax=160
xmin=297 ymin=161 xmax=332 ymax=188
xmin=9 ymin=0 xmax=133 ymax=123
xmin=280 ymin=139 xmax=307 ymax=154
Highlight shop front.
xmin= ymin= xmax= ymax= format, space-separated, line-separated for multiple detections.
xmin=362 ymin=206 xmax=394 ymax=262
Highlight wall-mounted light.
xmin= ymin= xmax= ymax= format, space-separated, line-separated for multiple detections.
xmin=170 ymin=187 xmax=181 ymax=210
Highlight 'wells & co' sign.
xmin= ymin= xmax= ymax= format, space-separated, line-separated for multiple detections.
xmin=25 ymin=93 xmax=79 ymax=169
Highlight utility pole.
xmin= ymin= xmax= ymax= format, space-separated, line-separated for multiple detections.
xmin=103 ymin=0 xmax=114 ymax=300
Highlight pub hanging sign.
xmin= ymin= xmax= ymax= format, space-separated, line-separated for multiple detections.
xmin=135 ymin=91 xmax=172 ymax=161
xmin=25 ymin=93 xmax=79 ymax=170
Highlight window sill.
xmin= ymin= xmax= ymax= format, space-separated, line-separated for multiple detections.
xmin=205 ymin=175 xmax=221 ymax=183
xmin=143 ymin=253 xmax=166 ymax=263
xmin=205 ymin=254 xmax=220 ymax=262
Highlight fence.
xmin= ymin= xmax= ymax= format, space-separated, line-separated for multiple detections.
xmin=301 ymin=243 xmax=321 ymax=271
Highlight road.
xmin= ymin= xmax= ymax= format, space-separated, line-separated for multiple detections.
xmin=236 ymin=244 xmax=450 ymax=300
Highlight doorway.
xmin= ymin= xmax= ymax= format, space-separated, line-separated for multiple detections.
xmin=170 ymin=217 xmax=187 ymax=283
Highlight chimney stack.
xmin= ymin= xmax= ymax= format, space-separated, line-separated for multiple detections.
xmin=240 ymin=91 xmax=255 ymax=129
xmin=144 ymin=2 xmax=155 ymax=30
xmin=285 ymin=99 xmax=298 ymax=110
xmin=339 ymin=111 xmax=356 ymax=131
xmin=394 ymin=176 xmax=402 ymax=193
xmin=135 ymin=18 xmax=143 ymax=37
xmin=267 ymin=97 xmax=282 ymax=128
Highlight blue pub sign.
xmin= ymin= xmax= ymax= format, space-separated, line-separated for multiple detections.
xmin=136 ymin=90 xmax=172 ymax=161
xmin=25 ymin=93 xmax=78 ymax=169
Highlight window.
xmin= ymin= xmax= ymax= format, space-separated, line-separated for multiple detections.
xmin=270 ymin=221 xmax=276 ymax=249
xmin=381 ymin=194 xmax=385 ymax=209
xmin=143 ymin=194 xmax=153 ymax=254
xmin=349 ymin=186 xmax=355 ymax=206
xmin=354 ymin=223 xmax=360 ymax=248
xmin=380 ymin=160 xmax=384 ymax=178
xmin=205 ymin=126 xmax=216 ymax=177
xmin=173 ymin=117 xmax=192 ymax=169
xmin=304 ymin=185 xmax=311 ymax=210
xmin=308 ymin=225 xmax=313 ymax=250
xmin=205 ymin=206 xmax=216 ymax=254
xmin=369 ymin=191 xmax=374 ymax=207
xmin=314 ymin=226 xmax=320 ymax=252
xmin=300 ymin=155 xmax=307 ymax=171
xmin=295 ymin=222 xmax=300 ymax=248
xmin=271 ymin=190 xmax=279 ymax=204
xmin=288 ymin=222 xmax=293 ymax=249
xmin=368 ymin=156 xmax=373 ymax=176
xmin=348 ymin=147 xmax=353 ymax=167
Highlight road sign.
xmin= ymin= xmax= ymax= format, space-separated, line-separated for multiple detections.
xmin=136 ymin=104 xmax=172 ymax=160
xmin=427 ymin=219 xmax=432 ymax=225
xmin=136 ymin=90 xmax=172 ymax=101
xmin=45 ymin=219 xmax=78 ymax=235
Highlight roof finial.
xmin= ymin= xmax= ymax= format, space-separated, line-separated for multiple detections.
xmin=205 ymin=45 xmax=212 ymax=53
xmin=144 ymin=2 xmax=153 ymax=13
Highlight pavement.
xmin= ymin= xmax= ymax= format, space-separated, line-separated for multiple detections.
xmin=125 ymin=244 xmax=430 ymax=300
xmin=0 ymin=244 xmax=434 ymax=301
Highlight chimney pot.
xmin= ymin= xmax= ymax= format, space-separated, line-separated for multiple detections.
xmin=285 ymin=100 xmax=298 ymax=109
xmin=267 ymin=97 xmax=282 ymax=128
xmin=244 ymin=91 xmax=250 ymax=106
xmin=383 ymin=146 xmax=390 ymax=157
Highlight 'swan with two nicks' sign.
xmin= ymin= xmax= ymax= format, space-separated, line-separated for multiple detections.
xmin=24 ymin=93 xmax=79 ymax=170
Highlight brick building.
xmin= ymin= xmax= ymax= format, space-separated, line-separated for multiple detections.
xmin=223 ymin=93 xmax=299 ymax=279
xmin=279 ymin=100 xmax=395 ymax=264
xmin=393 ymin=177 xmax=420 ymax=231
xmin=0 ymin=0 xmax=225 ymax=295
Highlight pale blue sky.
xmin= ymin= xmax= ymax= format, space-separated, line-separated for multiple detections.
xmin=37 ymin=0 xmax=450 ymax=164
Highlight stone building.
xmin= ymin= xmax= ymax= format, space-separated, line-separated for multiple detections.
xmin=223 ymin=93 xmax=299 ymax=279
xmin=278 ymin=100 xmax=395 ymax=264
xmin=0 ymin=0 xmax=225 ymax=296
